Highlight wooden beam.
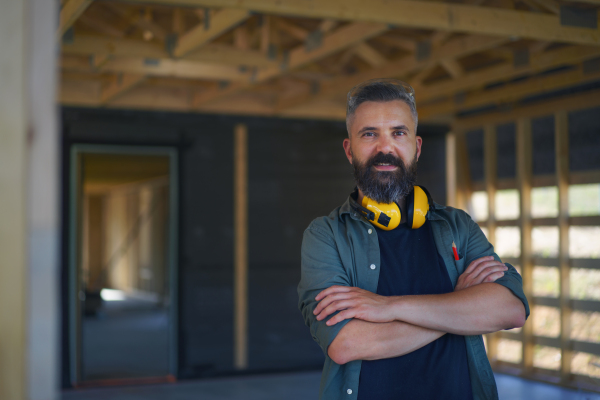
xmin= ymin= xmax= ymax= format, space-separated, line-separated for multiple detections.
xmin=419 ymin=62 xmax=600 ymax=119
xmin=275 ymin=18 xmax=309 ymax=41
xmin=194 ymin=22 xmax=389 ymax=107
xmin=484 ymin=123 xmax=498 ymax=367
xmin=173 ymin=8 xmax=250 ymax=58
xmin=120 ymin=0 xmax=600 ymax=46
xmin=62 ymin=35 xmax=278 ymax=67
xmin=278 ymin=34 xmax=507 ymax=112
xmin=555 ymin=110 xmax=572 ymax=384
xmin=233 ymin=123 xmax=248 ymax=370
xmin=454 ymin=88 xmax=600 ymax=130
xmin=61 ymin=55 xmax=253 ymax=81
xmin=57 ymin=0 xmax=93 ymax=38
xmin=517 ymin=117 xmax=534 ymax=375
xmin=440 ymin=58 xmax=464 ymax=78
xmin=417 ymin=45 xmax=600 ymax=104
xmin=100 ymin=73 xmax=146 ymax=104
xmin=353 ymin=42 xmax=388 ymax=68
xmin=78 ymin=11 xmax=125 ymax=38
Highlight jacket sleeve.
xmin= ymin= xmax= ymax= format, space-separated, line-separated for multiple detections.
xmin=298 ymin=222 xmax=353 ymax=356
xmin=464 ymin=214 xmax=530 ymax=319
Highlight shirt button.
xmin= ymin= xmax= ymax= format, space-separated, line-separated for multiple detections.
xmin=347 ymin=389 xmax=353 ymax=395
xmin=368 ymin=229 xmax=372 ymax=234
xmin=370 ymin=264 xmax=376 ymax=270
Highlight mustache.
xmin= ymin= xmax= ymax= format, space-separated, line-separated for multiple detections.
xmin=365 ymin=152 xmax=402 ymax=168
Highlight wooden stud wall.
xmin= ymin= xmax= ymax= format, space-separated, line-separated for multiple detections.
xmin=452 ymin=107 xmax=600 ymax=392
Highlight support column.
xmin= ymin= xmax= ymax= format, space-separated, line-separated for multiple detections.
xmin=0 ymin=0 xmax=59 ymax=398
xmin=234 ymin=123 xmax=249 ymax=370
xmin=484 ymin=124 xmax=498 ymax=365
xmin=555 ymin=110 xmax=572 ymax=384
xmin=517 ymin=118 xmax=534 ymax=376
xmin=446 ymin=132 xmax=457 ymax=208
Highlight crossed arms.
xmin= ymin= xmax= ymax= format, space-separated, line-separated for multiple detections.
xmin=314 ymin=257 xmax=526 ymax=365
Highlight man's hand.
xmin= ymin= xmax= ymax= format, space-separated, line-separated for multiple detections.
xmin=454 ymin=256 xmax=507 ymax=291
xmin=314 ymin=286 xmax=397 ymax=326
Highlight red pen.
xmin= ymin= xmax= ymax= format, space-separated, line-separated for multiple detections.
xmin=452 ymin=241 xmax=459 ymax=261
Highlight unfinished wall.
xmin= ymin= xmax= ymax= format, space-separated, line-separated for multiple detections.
xmin=61 ymin=107 xmax=447 ymax=383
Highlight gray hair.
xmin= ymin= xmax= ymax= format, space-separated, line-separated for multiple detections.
xmin=346 ymin=78 xmax=418 ymax=134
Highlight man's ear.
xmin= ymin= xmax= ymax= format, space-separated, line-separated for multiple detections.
xmin=415 ymin=136 xmax=422 ymax=161
xmin=343 ymin=138 xmax=353 ymax=164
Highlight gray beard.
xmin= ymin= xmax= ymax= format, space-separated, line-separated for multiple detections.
xmin=352 ymin=151 xmax=418 ymax=204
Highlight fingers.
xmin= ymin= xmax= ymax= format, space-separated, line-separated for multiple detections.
xmin=470 ymin=262 xmax=507 ymax=283
xmin=313 ymin=292 xmax=354 ymax=316
xmin=326 ymin=309 xmax=356 ymax=326
xmin=315 ymin=285 xmax=352 ymax=301
xmin=484 ymin=271 xmax=506 ymax=283
xmin=316 ymin=299 xmax=355 ymax=321
xmin=464 ymin=256 xmax=495 ymax=274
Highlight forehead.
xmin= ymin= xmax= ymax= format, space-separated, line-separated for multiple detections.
xmin=351 ymin=100 xmax=415 ymax=130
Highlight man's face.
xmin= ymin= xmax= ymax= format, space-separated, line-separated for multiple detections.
xmin=343 ymin=100 xmax=422 ymax=203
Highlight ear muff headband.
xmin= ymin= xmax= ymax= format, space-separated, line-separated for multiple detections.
xmin=356 ymin=185 xmax=431 ymax=230
xmin=361 ymin=197 xmax=401 ymax=231
xmin=411 ymin=185 xmax=430 ymax=229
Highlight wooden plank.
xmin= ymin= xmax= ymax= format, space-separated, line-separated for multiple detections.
xmin=1 ymin=0 xmax=28 ymax=397
xmin=454 ymin=88 xmax=600 ymax=130
xmin=62 ymin=35 xmax=279 ymax=67
xmin=174 ymin=8 xmax=250 ymax=58
xmin=278 ymin=34 xmax=507 ymax=113
xmin=411 ymin=45 xmax=600 ymax=104
xmin=62 ymin=55 xmax=252 ymax=81
xmin=484 ymin=124 xmax=498 ymax=366
xmin=440 ymin=58 xmax=464 ymax=79
xmin=119 ymin=0 xmax=600 ymax=45
xmin=419 ymin=64 xmax=600 ymax=120
xmin=234 ymin=123 xmax=248 ymax=370
xmin=57 ymin=0 xmax=93 ymax=38
xmin=455 ymin=131 xmax=472 ymax=212
xmin=353 ymin=42 xmax=388 ymax=68
xmin=555 ymin=109 xmax=572 ymax=384
xmin=446 ymin=132 xmax=457 ymax=208
xmin=100 ymin=73 xmax=146 ymax=104
xmin=571 ymin=300 xmax=600 ymax=313
xmin=195 ymin=22 xmax=389 ymax=107
xmin=517 ymin=117 xmax=534 ymax=375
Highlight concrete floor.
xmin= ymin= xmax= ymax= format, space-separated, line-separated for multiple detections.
xmin=62 ymin=371 xmax=600 ymax=400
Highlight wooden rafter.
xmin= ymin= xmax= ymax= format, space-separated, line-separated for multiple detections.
xmin=192 ymin=22 xmax=389 ymax=107
xmin=58 ymin=0 xmax=93 ymax=38
xmin=118 ymin=0 xmax=600 ymax=46
xmin=100 ymin=73 xmax=146 ymax=104
xmin=173 ymin=8 xmax=250 ymax=58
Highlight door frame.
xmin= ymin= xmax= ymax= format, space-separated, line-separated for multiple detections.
xmin=68 ymin=144 xmax=179 ymax=386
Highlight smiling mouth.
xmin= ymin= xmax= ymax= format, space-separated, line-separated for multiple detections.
xmin=373 ymin=163 xmax=398 ymax=170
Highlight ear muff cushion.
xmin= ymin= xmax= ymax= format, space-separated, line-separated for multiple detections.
xmin=411 ymin=186 xmax=430 ymax=229
xmin=406 ymin=189 xmax=415 ymax=228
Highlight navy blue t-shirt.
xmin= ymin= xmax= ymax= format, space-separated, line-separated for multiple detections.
xmin=356 ymin=220 xmax=473 ymax=400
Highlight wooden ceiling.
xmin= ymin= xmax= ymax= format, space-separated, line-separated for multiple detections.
xmin=59 ymin=0 xmax=600 ymax=124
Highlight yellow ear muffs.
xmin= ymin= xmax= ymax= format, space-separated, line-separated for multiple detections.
xmin=407 ymin=185 xmax=430 ymax=229
xmin=361 ymin=197 xmax=401 ymax=231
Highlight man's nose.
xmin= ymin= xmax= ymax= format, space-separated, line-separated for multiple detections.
xmin=376 ymin=135 xmax=394 ymax=154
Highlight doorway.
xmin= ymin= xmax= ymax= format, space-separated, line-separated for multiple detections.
xmin=69 ymin=145 xmax=178 ymax=386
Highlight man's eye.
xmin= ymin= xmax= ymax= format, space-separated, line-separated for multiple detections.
xmin=363 ymin=132 xmax=375 ymax=137
xmin=394 ymin=130 xmax=407 ymax=136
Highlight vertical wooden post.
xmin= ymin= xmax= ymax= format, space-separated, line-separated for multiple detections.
xmin=446 ymin=132 xmax=457 ymax=208
xmin=454 ymin=130 xmax=472 ymax=212
xmin=484 ymin=124 xmax=498 ymax=364
xmin=517 ymin=118 xmax=534 ymax=375
xmin=555 ymin=110 xmax=571 ymax=384
xmin=234 ymin=123 xmax=249 ymax=370
xmin=1 ymin=0 xmax=59 ymax=398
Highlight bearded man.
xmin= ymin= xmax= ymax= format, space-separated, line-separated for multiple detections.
xmin=298 ymin=78 xmax=529 ymax=400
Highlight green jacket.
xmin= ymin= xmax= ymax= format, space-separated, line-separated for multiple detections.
xmin=298 ymin=194 xmax=530 ymax=400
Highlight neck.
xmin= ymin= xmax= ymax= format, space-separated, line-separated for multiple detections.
xmin=357 ymin=189 xmax=407 ymax=224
